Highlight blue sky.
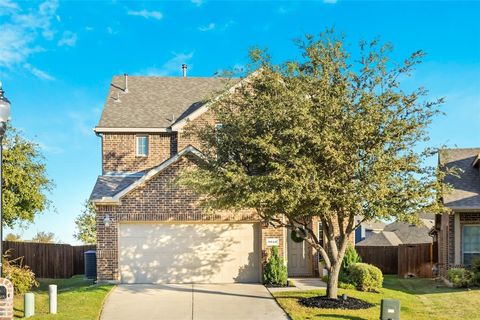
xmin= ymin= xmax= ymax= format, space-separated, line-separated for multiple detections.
xmin=0 ymin=0 xmax=479 ymax=244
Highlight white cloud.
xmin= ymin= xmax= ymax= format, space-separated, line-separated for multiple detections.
xmin=0 ymin=0 xmax=60 ymax=78
xmin=57 ymin=30 xmax=77 ymax=47
xmin=198 ymin=22 xmax=215 ymax=32
xmin=136 ymin=52 xmax=194 ymax=77
xmin=0 ymin=0 xmax=19 ymax=13
xmin=127 ymin=9 xmax=162 ymax=20
xmin=191 ymin=0 xmax=203 ymax=6
xmin=323 ymin=0 xmax=338 ymax=3
xmin=85 ymin=26 xmax=94 ymax=31
xmin=106 ymin=26 xmax=117 ymax=35
xmin=23 ymin=63 xmax=55 ymax=80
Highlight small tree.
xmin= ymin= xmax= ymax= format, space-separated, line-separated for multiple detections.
xmin=74 ymin=200 xmax=96 ymax=244
xmin=32 ymin=231 xmax=55 ymax=243
xmin=180 ymin=30 xmax=447 ymax=298
xmin=3 ymin=126 xmax=53 ymax=227
xmin=5 ymin=233 xmax=21 ymax=241
xmin=263 ymin=246 xmax=288 ymax=286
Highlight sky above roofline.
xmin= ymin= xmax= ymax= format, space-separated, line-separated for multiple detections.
xmin=0 ymin=0 xmax=479 ymax=243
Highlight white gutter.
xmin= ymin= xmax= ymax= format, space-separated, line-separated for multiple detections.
xmin=93 ymin=127 xmax=170 ymax=133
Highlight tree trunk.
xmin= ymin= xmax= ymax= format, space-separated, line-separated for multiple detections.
xmin=326 ymin=262 xmax=342 ymax=299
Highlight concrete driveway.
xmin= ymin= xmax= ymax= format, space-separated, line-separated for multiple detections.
xmin=101 ymin=283 xmax=289 ymax=320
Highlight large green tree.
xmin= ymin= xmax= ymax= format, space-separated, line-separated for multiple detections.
xmin=180 ymin=31 xmax=447 ymax=299
xmin=74 ymin=200 xmax=96 ymax=244
xmin=3 ymin=126 xmax=53 ymax=227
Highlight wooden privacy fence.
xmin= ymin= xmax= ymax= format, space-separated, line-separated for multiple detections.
xmin=355 ymin=246 xmax=399 ymax=274
xmin=356 ymin=243 xmax=437 ymax=278
xmin=3 ymin=241 xmax=95 ymax=279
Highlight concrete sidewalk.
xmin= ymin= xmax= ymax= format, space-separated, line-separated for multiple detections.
xmin=101 ymin=283 xmax=289 ymax=320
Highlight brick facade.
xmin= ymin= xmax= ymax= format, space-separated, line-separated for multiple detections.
xmin=102 ymin=132 xmax=177 ymax=173
xmin=438 ymin=211 xmax=480 ymax=276
xmin=95 ymin=155 xmax=288 ymax=281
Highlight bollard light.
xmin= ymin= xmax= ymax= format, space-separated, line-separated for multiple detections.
xmin=49 ymin=284 xmax=57 ymax=314
xmin=24 ymin=292 xmax=35 ymax=318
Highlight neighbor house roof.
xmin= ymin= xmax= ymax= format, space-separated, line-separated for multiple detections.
xmin=383 ymin=221 xmax=433 ymax=244
xmin=90 ymin=145 xmax=203 ymax=204
xmin=439 ymin=148 xmax=480 ymax=210
xmin=356 ymin=231 xmax=402 ymax=246
xmin=95 ymin=76 xmax=232 ymax=130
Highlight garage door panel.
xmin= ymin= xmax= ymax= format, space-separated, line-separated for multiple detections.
xmin=119 ymin=223 xmax=260 ymax=284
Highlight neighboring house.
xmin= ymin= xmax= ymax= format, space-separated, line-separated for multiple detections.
xmin=354 ymin=217 xmax=386 ymax=244
xmin=90 ymin=73 xmax=344 ymax=284
xmin=435 ymin=148 xmax=480 ymax=276
xmin=356 ymin=214 xmax=434 ymax=247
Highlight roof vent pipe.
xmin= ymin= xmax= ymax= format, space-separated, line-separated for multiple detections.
xmin=124 ymin=73 xmax=129 ymax=93
xmin=182 ymin=64 xmax=187 ymax=78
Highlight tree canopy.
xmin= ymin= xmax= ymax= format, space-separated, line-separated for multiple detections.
xmin=32 ymin=231 xmax=55 ymax=243
xmin=180 ymin=30 xmax=447 ymax=298
xmin=2 ymin=126 xmax=53 ymax=227
xmin=74 ymin=200 xmax=96 ymax=244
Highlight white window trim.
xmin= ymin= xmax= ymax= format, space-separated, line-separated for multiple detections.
xmin=136 ymin=135 xmax=149 ymax=157
xmin=462 ymin=224 xmax=480 ymax=265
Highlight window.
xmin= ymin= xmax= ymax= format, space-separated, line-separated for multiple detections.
xmin=463 ymin=225 xmax=480 ymax=265
xmin=136 ymin=135 xmax=148 ymax=156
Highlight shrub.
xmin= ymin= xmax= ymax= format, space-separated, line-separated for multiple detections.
xmin=340 ymin=246 xmax=362 ymax=283
xmin=470 ymin=258 xmax=480 ymax=286
xmin=349 ymin=263 xmax=383 ymax=292
xmin=263 ymin=246 xmax=288 ymax=286
xmin=448 ymin=268 xmax=475 ymax=288
xmin=2 ymin=250 xmax=39 ymax=294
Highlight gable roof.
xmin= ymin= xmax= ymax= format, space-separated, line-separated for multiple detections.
xmin=356 ymin=231 xmax=403 ymax=246
xmin=95 ymin=76 xmax=232 ymax=131
xmin=439 ymin=148 xmax=480 ymax=211
xmin=90 ymin=145 xmax=203 ymax=204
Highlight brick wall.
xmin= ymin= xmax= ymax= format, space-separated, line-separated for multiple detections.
xmin=177 ymin=110 xmax=217 ymax=152
xmin=438 ymin=211 xmax=480 ymax=276
xmin=102 ymin=133 xmax=176 ymax=173
xmin=95 ymin=157 xmax=286 ymax=281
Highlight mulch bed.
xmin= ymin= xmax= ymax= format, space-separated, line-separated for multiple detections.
xmin=299 ymin=295 xmax=374 ymax=310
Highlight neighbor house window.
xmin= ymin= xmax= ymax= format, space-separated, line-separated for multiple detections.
xmin=136 ymin=135 xmax=148 ymax=156
xmin=463 ymin=225 xmax=480 ymax=265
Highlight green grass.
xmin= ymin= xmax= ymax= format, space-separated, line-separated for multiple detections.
xmin=13 ymin=276 xmax=114 ymax=319
xmin=273 ymin=275 xmax=480 ymax=320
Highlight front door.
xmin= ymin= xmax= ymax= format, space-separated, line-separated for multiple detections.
xmin=287 ymin=230 xmax=310 ymax=276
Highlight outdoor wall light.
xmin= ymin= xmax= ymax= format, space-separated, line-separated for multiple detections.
xmin=103 ymin=214 xmax=112 ymax=227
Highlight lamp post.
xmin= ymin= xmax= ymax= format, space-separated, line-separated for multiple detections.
xmin=0 ymin=82 xmax=11 ymax=276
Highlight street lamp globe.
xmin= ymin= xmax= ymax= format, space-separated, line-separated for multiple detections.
xmin=0 ymin=82 xmax=11 ymax=131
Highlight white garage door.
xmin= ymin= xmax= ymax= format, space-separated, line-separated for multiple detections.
xmin=119 ymin=223 xmax=261 ymax=284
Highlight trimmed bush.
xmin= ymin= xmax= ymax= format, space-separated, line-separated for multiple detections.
xmin=349 ymin=263 xmax=383 ymax=292
xmin=448 ymin=268 xmax=475 ymax=288
xmin=471 ymin=259 xmax=480 ymax=286
xmin=263 ymin=246 xmax=288 ymax=286
xmin=2 ymin=250 xmax=39 ymax=294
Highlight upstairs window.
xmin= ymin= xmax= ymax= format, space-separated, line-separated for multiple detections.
xmin=136 ymin=135 xmax=149 ymax=157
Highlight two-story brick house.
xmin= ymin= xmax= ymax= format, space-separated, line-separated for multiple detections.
xmin=90 ymin=73 xmax=328 ymax=284
xmin=436 ymin=148 xmax=480 ymax=276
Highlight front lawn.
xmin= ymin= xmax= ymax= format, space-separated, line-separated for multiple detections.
xmin=13 ymin=276 xmax=114 ymax=319
xmin=273 ymin=275 xmax=480 ymax=320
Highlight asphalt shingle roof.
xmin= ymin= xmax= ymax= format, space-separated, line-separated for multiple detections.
xmin=356 ymin=231 xmax=403 ymax=246
xmin=440 ymin=148 xmax=480 ymax=209
xmin=90 ymin=175 xmax=142 ymax=201
xmin=97 ymin=76 xmax=232 ymax=129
